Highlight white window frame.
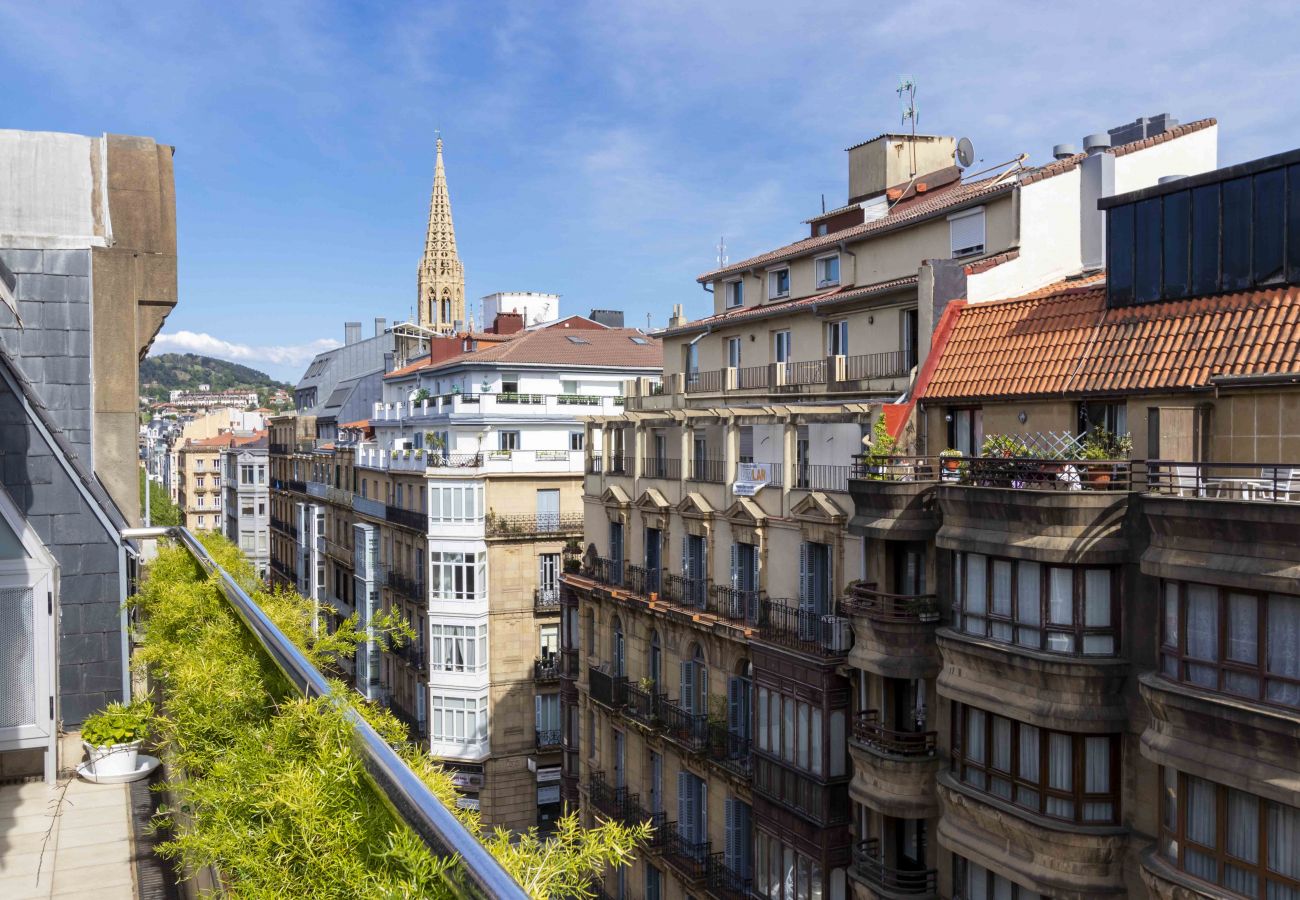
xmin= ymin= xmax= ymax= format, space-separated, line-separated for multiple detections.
xmin=430 ymin=550 xmax=487 ymax=601
xmin=814 ymin=253 xmax=840 ymax=289
xmin=773 ymin=330 xmax=792 ymax=364
xmin=726 ymin=336 xmax=742 ymax=369
xmin=768 ymin=267 xmax=790 ymax=299
xmin=949 ymin=206 xmax=987 ymax=258
xmin=827 ymin=320 xmax=848 ymax=357
xmin=725 ymin=279 xmax=744 ymax=308
xmin=429 ymin=622 xmax=488 ymax=672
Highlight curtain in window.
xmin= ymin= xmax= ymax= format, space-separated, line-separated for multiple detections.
xmin=1017 ymin=562 xmax=1041 ymax=648
xmin=1267 ymin=594 xmax=1300 ymax=706
xmin=1186 ymin=585 xmax=1220 ymax=687
xmin=757 ymin=687 xmax=769 ymax=753
xmin=964 ymin=708 xmax=986 ymax=789
xmin=990 ymin=716 xmax=1012 ymax=799
xmin=965 ymin=554 xmax=987 ymax=634
xmin=1226 ymin=592 xmax=1261 ymax=697
xmin=1163 ymin=583 xmax=1181 ymax=677
xmin=1046 ymin=733 xmax=1074 ymax=819
xmin=1225 ymin=789 xmax=1260 ymax=896
xmin=1047 ymin=568 xmax=1074 ymax=652
xmin=1184 ymin=776 xmax=1218 ymax=880
xmin=1083 ymin=736 xmax=1113 ymax=822
xmin=1268 ymin=799 xmax=1300 ymax=881
xmin=811 ymin=708 xmax=824 ymax=777
xmin=1084 ymin=570 xmax=1114 ymax=655
xmin=992 ymin=561 xmax=1013 ymax=641
xmin=1017 ymin=724 xmax=1040 ymax=809
xmin=797 ymin=703 xmax=810 ymax=769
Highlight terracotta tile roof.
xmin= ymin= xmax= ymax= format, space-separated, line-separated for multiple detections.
xmin=661 ymin=275 xmax=920 ymax=337
xmin=385 ymin=327 xmax=662 ymax=377
xmin=386 ymin=356 xmax=434 ymax=378
xmin=340 ymin=418 xmax=370 ymax=429
xmin=699 ymin=118 xmax=1217 ymax=284
xmin=924 ymin=277 xmax=1300 ymax=401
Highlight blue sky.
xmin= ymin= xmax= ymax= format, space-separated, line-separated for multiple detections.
xmin=3 ymin=0 xmax=1298 ymax=382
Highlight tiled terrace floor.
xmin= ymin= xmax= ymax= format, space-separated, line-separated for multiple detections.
xmin=0 ymin=778 xmax=136 ymax=899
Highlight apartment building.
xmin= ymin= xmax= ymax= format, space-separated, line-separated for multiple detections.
xmin=176 ymin=435 xmax=228 ymax=530
xmin=268 ymin=323 xmax=662 ymax=834
xmin=221 ymin=433 xmax=270 ymax=577
xmin=561 ymin=115 xmax=1226 ymax=900
xmin=0 ymin=128 xmax=178 ymax=779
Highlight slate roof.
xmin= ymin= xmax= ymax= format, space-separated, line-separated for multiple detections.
xmin=923 ymin=277 xmax=1300 ymax=401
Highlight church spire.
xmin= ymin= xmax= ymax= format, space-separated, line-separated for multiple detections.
xmin=417 ymin=136 xmax=465 ymax=332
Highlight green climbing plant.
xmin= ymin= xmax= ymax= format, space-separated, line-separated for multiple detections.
xmin=131 ymin=533 xmax=646 ymax=898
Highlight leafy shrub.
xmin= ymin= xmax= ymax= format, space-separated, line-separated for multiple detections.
xmin=132 ymin=533 xmax=644 ymax=898
xmin=82 ymin=699 xmax=153 ymax=747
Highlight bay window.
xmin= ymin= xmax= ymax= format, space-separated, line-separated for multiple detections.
xmin=755 ymin=684 xmax=845 ymax=779
xmin=429 ymin=483 xmax=483 ymax=523
xmin=952 ymin=552 xmax=1118 ymax=656
xmin=429 ymin=623 xmax=488 ymax=672
xmin=1160 ymin=580 xmax=1300 ymax=709
xmin=951 ymin=703 xmax=1119 ymax=825
xmin=430 ymin=550 xmax=486 ymax=601
xmin=754 ymin=831 xmax=831 ymax=900
xmin=1160 ymin=768 xmax=1300 ymax=898
xmin=954 ymin=855 xmax=1043 ymax=899
xmin=429 ymin=694 xmax=488 ymax=746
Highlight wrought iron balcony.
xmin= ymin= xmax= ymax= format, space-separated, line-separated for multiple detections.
xmin=534 ymin=586 xmax=562 ymax=614
xmin=486 ymin=512 xmax=583 ymax=537
xmin=657 ymin=696 xmax=708 ymax=752
xmin=391 ymin=639 xmax=427 ymax=673
xmin=388 ymin=570 xmax=425 ymax=603
xmin=386 ymin=504 xmax=426 ymax=532
xmin=661 ymin=821 xmax=710 ymax=882
xmin=851 ymin=711 xmax=936 ymax=757
xmin=852 ymin=838 xmax=938 ymax=897
xmin=584 ymin=556 xmax=624 ymax=587
xmin=705 ymin=722 xmax=753 ymax=777
xmin=535 ymin=728 xmax=562 ymax=751
xmin=662 ymin=573 xmax=710 ymax=610
xmin=626 ymin=563 xmax=660 ymax=597
xmin=269 ymin=516 xmax=299 ymax=539
xmin=707 ymin=852 xmax=753 ymax=900
xmin=587 ymin=668 xmax=628 ymax=710
xmin=794 ymin=463 xmax=850 ymax=493
xmin=624 ymin=682 xmax=665 ymax=727
xmin=534 ymin=656 xmax=561 ymax=683
xmin=750 ymin=597 xmax=853 ymax=657
xmin=643 ymin=456 xmax=681 ymax=480
xmin=843 ymin=582 xmax=940 ymax=624
xmin=708 ymin=584 xmax=760 ymax=623
xmin=588 ymin=771 xmax=657 ymax=827
xmin=687 ymin=456 xmax=727 ymax=483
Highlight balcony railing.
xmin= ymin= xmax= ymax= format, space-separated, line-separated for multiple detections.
xmin=585 ymin=556 xmax=624 ymax=587
xmin=1145 ymin=459 xmax=1300 ymax=501
xmin=391 ymin=639 xmax=427 ymax=672
xmin=624 ymin=682 xmax=665 ymax=727
xmin=687 ymin=456 xmax=727 ymax=484
xmin=708 ymin=584 xmax=760 ymax=623
xmin=388 ymin=571 xmax=425 ymax=603
xmin=750 ymin=597 xmax=853 ymax=657
xmin=386 ymin=504 xmax=426 ymax=532
xmin=794 ymin=463 xmax=850 ymax=493
xmin=685 ymin=369 xmax=725 ymax=394
xmin=736 ymin=364 xmax=770 ymax=390
xmin=486 ymin=512 xmax=583 ymax=537
xmin=851 ymin=711 xmax=936 ymax=757
xmin=588 ymin=453 xmax=630 ymax=475
xmin=122 ymin=526 xmax=529 ymax=899
xmin=588 ymin=668 xmax=628 ymax=710
xmin=588 ymin=771 xmax=658 ymax=827
xmin=643 ymin=457 xmax=681 ymax=480
xmin=849 ymin=454 xmax=943 ymax=481
xmin=705 ymin=722 xmax=753 ymax=777
xmin=852 ymin=839 xmax=938 ymax=897
xmin=535 ymin=728 xmax=562 ymax=751
xmin=707 ymin=852 xmax=753 ymax=900
xmin=534 ymin=587 xmax=562 ymax=614
xmin=662 ymin=574 xmax=710 ymax=610
xmin=534 ymin=657 xmax=561 ymax=683
xmin=626 ymin=563 xmax=660 ymax=597
xmin=782 ymin=359 xmax=826 ymax=386
xmin=752 ymin=752 xmax=851 ymax=827
xmin=269 ymin=516 xmax=299 ymax=539
xmin=843 ymin=582 xmax=940 ymax=624
xmin=661 ymin=821 xmax=710 ymax=882
xmin=658 ymin=696 xmax=708 ymax=752
xmin=842 ymin=349 xmax=909 ymax=381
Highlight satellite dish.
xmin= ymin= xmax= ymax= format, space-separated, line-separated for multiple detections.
xmin=956 ymin=137 xmax=975 ymax=168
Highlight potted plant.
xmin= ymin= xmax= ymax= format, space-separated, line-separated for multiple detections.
xmin=939 ymin=448 xmax=963 ymax=472
xmin=859 ymin=417 xmax=899 ymax=480
xmin=1079 ymin=427 xmax=1133 ymax=488
xmin=81 ymin=699 xmax=152 ymax=778
xmin=706 ymin=695 xmax=730 ymax=759
xmin=563 ymin=557 xmax=581 ymax=574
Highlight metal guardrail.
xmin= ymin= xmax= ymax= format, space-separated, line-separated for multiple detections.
xmin=122 ymin=526 xmax=529 ymax=900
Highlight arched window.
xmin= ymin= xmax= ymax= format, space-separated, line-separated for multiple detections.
xmin=680 ymin=642 xmax=708 ymax=715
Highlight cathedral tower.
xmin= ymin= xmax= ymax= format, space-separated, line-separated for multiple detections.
xmin=417 ymin=138 xmax=465 ymax=332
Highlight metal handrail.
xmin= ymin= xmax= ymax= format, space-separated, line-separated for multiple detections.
xmin=122 ymin=526 xmax=529 ymax=900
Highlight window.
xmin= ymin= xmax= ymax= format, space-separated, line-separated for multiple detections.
xmin=814 ymin=254 xmax=840 ymax=288
xmin=769 ymin=268 xmax=790 ymax=298
xmin=569 ymin=431 xmax=584 ymax=451
xmin=629 ymin=336 xmax=649 ymax=345
xmin=240 ymin=464 xmax=256 ymax=485
xmin=429 ymin=551 xmax=486 ymax=601
xmin=947 ymin=407 xmax=983 ymax=456
xmin=429 ymin=484 xmax=484 ymax=523
xmin=725 ymin=280 xmax=744 ymax=308
xmin=949 ymin=207 xmax=986 ymax=257
xmin=954 ymin=855 xmax=1044 ymax=900
xmin=429 ymin=694 xmax=488 ymax=745
xmin=429 ymin=623 xmax=487 ymax=672
xmin=239 ymin=532 xmax=254 ymax=552
xmin=1078 ymin=400 xmax=1127 ymax=439
xmin=726 ymin=337 xmax=741 ymax=369
xmin=565 ymin=335 xmax=590 ymax=344
xmin=773 ymin=330 xmax=792 ymax=364
xmin=754 ymin=684 xmax=841 ymax=779
xmin=952 ymin=703 xmax=1119 ymax=824
xmin=498 ymin=431 xmax=520 ymax=452
xmin=539 ymin=622 xmax=559 ymax=658
xmin=827 ymin=320 xmax=848 ymax=356
xmin=952 ymin=552 xmax=1118 ymax=655
xmin=645 ymin=865 xmax=661 ymax=900
xmin=196 ymin=476 xmax=205 ymax=488
xmin=677 ymin=770 xmax=707 ymax=844
xmin=684 ymin=342 xmax=699 ymax=382
xmin=1160 ymin=768 xmax=1300 ymax=898
xmin=241 ymin=502 xmax=254 ymax=517
xmin=754 ymin=831 xmax=824 ymax=900
xmin=1160 ymin=581 xmax=1300 ymax=709
xmin=501 ymin=375 xmax=519 ymax=393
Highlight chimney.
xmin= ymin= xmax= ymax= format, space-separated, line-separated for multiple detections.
xmin=846 ymin=133 xmax=957 ymax=205
xmin=1079 ymin=133 xmax=1115 ymax=271
xmin=668 ymin=304 xmax=686 ymax=329
xmin=589 ymin=309 xmax=624 ymax=328
xmin=344 ymin=322 xmax=362 ymax=345
xmin=374 ymin=317 xmax=387 ymax=337
xmin=492 ymin=311 xmax=524 ymax=335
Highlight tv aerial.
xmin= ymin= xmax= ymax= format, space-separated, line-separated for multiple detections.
xmin=956 ymin=137 xmax=975 ymax=168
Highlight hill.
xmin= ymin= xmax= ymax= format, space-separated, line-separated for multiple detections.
xmin=141 ymin=353 xmax=291 ymax=406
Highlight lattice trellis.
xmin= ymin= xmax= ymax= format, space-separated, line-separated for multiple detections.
xmin=1009 ymin=430 xmax=1087 ymax=458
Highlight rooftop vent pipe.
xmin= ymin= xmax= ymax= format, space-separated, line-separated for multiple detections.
xmin=1083 ymin=133 xmax=1112 ymax=155
xmin=1053 ymin=144 xmax=1078 ymax=160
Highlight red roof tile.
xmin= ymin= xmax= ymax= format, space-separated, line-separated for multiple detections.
xmin=384 ymin=327 xmax=662 ymax=378
xmin=924 ymin=278 xmax=1300 ymax=401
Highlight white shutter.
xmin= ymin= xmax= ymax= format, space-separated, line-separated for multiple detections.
xmin=950 ymin=207 xmax=986 ymax=257
xmin=730 ymin=544 xmax=739 ymax=589
xmin=799 ymin=543 xmax=812 ymax=613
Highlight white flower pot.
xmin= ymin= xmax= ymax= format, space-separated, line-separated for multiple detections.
xmin=83 ymin=740 xmax=143 ymax=777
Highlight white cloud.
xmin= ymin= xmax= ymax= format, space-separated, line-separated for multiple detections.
xmin=151 ymin=330 xmax=341 ymax=379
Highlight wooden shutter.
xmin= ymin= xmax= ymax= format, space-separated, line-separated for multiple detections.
xmin=677 ymin=771 xmax=692 ymax=840
xmin=725 ymin=796 xmax=737 ymax=869
xmin=799 ymin=543 xmax=812 ymax=613
xmin=681 ymin=658 xmax=694 ymax=714
xmin=727 ymin=676 xmax=741 ymax=733
xmin=730 ymin=543 xmax=739 ymax=589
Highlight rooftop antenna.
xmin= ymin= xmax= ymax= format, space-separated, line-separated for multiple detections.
xmin=646 ymin=312 xmax=652 ymax=331
xmin=716 ymin=236 xmax=728 ymax=268
xmin=821 ymin=193 xmax=826 ymax=214
xmin=897 ymin=75 xmax=918 ymax=177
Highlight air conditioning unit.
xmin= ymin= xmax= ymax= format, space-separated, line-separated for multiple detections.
xmin=821 ymin=615 xmax=852 ymax=652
